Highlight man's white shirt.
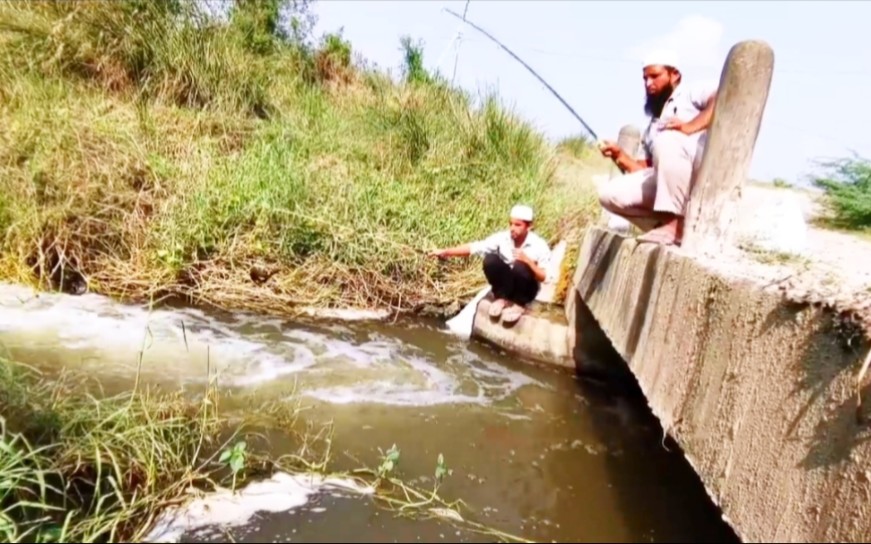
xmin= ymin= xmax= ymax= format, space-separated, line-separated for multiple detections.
xmin=469 ymin=230 xmax=554 ymax=283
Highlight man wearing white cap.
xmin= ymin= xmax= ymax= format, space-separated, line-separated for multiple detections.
xmin=597 ymin=48 xmax=718 ymax=246
xmin=428 ymin=204 xmax=552 ymax=324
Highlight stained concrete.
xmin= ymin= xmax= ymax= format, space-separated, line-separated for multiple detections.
xmin=572 ymin=226 xmax=871 ymax=543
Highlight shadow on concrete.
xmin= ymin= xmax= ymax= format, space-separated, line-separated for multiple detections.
xmin=574 ymin=230 xmax=668 ymax=363
xmin=569 ymin=288 xmax=635 ymax=386
xmin=761 ymin=300 xmax=871 ymax=471
xmin=625 ymin=245 xmax=664 ymax=361
xmin=579 ymin=230 xmax=623 ymax=301
xmin=570 ymin=297 xmax=739 ymax=543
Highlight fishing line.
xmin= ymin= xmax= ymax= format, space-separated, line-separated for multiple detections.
xmin=444 ymin=8 xmax=599 ymax=142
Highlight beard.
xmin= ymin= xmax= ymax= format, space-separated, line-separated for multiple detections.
xmin=644 ymin=82 xmax=675 ymax=118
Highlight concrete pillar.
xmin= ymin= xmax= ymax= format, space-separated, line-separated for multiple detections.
xmin=682 ymin=40 xmax=775 ymax=255
xmin=599 ymin=124 xmax=642 ymax=231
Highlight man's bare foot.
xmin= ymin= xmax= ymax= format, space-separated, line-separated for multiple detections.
xmin=489 ymin=298 xmax=509 ymax=318
xmin=636 ymin=216 xmax=683 ymax=246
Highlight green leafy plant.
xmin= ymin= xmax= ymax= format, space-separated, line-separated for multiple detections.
xmin=399 ymin=35 xmax=431 ymax=84
xmin=219 ymin=440 xmax=248 ymax=490
xmin=375 ymin=443 xmax=400 ymax=481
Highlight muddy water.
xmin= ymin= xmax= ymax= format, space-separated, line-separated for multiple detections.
xmin=0 ymin=283 xmax=737 ymax=543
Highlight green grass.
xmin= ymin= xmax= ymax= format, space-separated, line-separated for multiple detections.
xmin=0 ymin=0 xmax=598 ymax=315
xmin=811 ymin=155 xmax=871 ymax=231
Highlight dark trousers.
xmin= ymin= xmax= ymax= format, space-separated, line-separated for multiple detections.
xmin=482 ymin=252 xmax=540 ymax=306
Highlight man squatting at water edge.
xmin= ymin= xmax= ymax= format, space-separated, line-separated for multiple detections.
xmin=428 ymin=205 xmax=553 ymax=325
xmin=597 ymin=49 xmax=719 ymax=247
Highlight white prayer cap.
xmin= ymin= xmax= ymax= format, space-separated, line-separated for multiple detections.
xmin=643 ymin=49 xmax=680 ymax=70
xmin=510 ymin=204 xmax=534 ymax=222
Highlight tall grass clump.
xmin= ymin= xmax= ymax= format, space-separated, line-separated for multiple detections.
xmin=0 ymin=355 xmax=284 ymax=542
xmin=812 ymin=155 xmax=871 ymax=231
xmin=0 ymin=0 xmax=587 ymax=316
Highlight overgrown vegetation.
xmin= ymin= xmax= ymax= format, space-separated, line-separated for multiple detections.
xmin=0 ymin=355 xmax=530 ymax=543
xmin=812 ymin=156 xmax=871 ymax=232
xmin=0 ymin=0 xmax=591 ymax=316
xmin=0 ymin=355 xmax=286 ymax=542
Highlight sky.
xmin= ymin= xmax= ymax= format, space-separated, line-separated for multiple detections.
xmin=309 ymin=0 xmax=871 ymax=187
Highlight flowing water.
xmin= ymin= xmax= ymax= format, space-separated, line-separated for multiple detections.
xmin=0 ymin=283 xmax=737 ymax=543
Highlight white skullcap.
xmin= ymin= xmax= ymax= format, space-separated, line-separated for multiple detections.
xmin=510 ymin=204 xmax=534 ymax=222
xmin=643 ymin=49 xmax=680 ymax=69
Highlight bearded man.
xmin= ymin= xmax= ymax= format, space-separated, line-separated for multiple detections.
xmin=596 ymin=50 xmax=719 ymax=246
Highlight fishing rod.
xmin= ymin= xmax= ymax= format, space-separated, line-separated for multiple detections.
xmin=444 ymin=8 xmax=599 ymax=142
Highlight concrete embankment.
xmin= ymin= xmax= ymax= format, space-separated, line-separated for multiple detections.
xmin=570 ymin=226 xmax=871 ymax=543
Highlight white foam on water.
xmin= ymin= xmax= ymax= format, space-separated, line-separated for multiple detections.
xmin=303 ymin=379 xmax=486 ymax=407
xmin=144 ymin=472 xmax=373 ymax=543
xmin=0 ymin=283 xmax=542 ymax=408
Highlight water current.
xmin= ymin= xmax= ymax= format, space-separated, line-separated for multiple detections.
xmin=0 ymin=283 xmax=737 ymax=543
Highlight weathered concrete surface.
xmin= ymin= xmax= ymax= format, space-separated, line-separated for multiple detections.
xmin=572 ymin=226 xmax=871 ymax=543
xmin=471 ymin=297 xmax=573 ymax=370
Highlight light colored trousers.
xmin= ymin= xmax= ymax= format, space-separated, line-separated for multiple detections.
xmin=597 ymin=130 xmax=706 ymax=231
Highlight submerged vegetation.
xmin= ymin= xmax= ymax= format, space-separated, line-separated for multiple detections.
xmin=0 ymin=0 xmax=592 ymax=316
xmin=0 ymin=355 xmax=531 ymax=543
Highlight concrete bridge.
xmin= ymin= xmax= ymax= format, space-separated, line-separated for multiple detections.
xmin=469 ymin=41 xmax=871 ymax=543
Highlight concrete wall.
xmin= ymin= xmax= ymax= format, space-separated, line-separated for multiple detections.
xmin=570 ymin=226 xmax=871 ymax=543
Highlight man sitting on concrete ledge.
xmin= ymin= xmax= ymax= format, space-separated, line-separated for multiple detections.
xmin=428 ymin=205 xmax=552 ymax=325
xmin=596 ymin=49 xmax=718 ymax=246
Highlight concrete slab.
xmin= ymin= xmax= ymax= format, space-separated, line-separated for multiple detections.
xmin=471 ymin=296 xmax=572 ymax=370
